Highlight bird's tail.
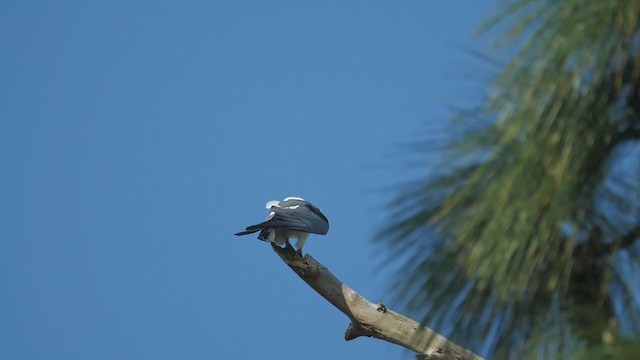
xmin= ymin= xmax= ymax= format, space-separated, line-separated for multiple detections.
xmin=234 ymin=229 xmax=259 ymax=236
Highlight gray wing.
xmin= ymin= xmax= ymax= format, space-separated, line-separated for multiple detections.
xmin=243 ymin=203 xmax=329 ymax=235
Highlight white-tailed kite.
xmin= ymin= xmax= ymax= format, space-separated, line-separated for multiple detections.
xmin=235 ymin=197 xmax=329 ymax=253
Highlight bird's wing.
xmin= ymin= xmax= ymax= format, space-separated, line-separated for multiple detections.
xmin=244 ymin=203 xmax=329 ymax=235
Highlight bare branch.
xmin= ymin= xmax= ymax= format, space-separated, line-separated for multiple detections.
xmin=271 ymin=244 xmax=484 ymax=360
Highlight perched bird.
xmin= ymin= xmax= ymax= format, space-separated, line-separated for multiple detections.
xmin=235 ymin=197 xmax=329 ymax=253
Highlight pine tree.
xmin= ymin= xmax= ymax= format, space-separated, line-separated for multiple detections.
xmin=379 ymin=0 xmax=640 ymax=357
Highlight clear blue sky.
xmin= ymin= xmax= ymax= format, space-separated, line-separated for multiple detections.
xmin=1 ymin=1 xmax=499 ymax=359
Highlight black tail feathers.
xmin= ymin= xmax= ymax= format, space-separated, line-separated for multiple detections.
xmin=234 ymin=229 xmax=259 ymax=236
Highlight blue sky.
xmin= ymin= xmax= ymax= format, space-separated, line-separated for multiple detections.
xmin=1 ymin=1 xmax=499 ymax=359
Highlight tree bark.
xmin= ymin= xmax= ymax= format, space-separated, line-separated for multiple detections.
xmin=271 ymin=244 xmax=484 ymax=360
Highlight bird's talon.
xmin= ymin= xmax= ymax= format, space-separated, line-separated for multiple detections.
xmin=284 ymin=242 xmax=296 ymax=254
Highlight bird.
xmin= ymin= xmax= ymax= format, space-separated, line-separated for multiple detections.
xmin=235 ymin=197 xmax=329 ymax=254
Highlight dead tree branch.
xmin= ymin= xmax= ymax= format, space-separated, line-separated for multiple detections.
xmin=271 ymin=244 xmax=484 ymax=360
